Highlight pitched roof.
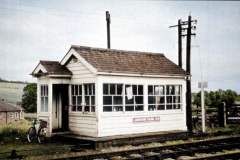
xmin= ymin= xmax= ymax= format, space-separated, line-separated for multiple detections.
xmin=32 ymin=61 xmax=72 ymax=76
xmin=71 ymin=45 xmax=186 ymax=76
xmin=0 ymin=101 xmax=21 ymax=112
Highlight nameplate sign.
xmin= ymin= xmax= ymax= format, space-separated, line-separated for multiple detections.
xmin=133 ymin=116 xmax=160 ymax=123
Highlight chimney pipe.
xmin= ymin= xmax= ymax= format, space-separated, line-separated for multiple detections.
xmin=106 ymin=11 xmax=111 ymax=49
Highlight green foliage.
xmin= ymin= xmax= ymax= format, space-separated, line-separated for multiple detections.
xmin=22 ymin=83 xmax=37 ymax=113
xmin=192 ymin=89 xmax=238 ymax=108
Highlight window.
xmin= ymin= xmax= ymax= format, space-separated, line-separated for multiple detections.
xmin=84 ymin=84 xmax=95 ymax=112
xmin=166 ymin=85 xmax=181 ymax=110
xmin=41 ymin=85 xmax=48 ymax=112
xmin=103 ymin=84 xmax=123 ymax=112
xmin=148 ymin=85 xmax=165 ymax=111
xmin=71 ymin=84 xmax=95 ymax=112
xmin=125 ymin=85 xmax=144 ymax=111
xmin=71 ymin=85 xmax=82 ymax=111
xmin=148 ymin=85 xmax=182 ymax=111
xmin=103 ymin=83 xmax=143 ymax=112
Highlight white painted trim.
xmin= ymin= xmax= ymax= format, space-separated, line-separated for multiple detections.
xmin=48 ymin=82 xmax=53 ymax=134
xmin=60 ymin=48 xmax=97 ymax=74
xmin=97 ymin=72 xmax=186 ymax=78
xmin=32 ymin=63 xmax=47 ymax=74
xmin=47 ymin=75 xmax=72 ymax=78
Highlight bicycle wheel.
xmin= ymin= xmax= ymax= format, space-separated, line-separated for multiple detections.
xmin=37 ymin=128 xmax=46 ymax=143
xmin=27 ymin=127 xmax=36 ymax=143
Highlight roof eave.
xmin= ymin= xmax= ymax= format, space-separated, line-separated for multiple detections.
xmin=97 ymin=71 xmax=187 ymax=78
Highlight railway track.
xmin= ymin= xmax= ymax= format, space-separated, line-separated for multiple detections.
xmin=54 ymin=135 xmax=240 ymax=160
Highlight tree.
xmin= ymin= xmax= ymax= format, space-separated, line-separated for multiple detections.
xmin=22 ymin=83 xmax=37 ymax=113
xmin=193 ymin=89 xmax=237 ymax=108
xmin=222 ymin=89 xmax=237 ymax=107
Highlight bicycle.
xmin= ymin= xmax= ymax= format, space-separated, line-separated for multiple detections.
xmin=27 ymin=119 xmax=48 ymax=143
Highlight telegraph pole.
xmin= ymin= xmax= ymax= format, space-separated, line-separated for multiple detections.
xmin=106 ymin=11 xmax=111 ymax=49
xmin=178 ymin=19 xmax=182 ymax=68
xmin=170 ymin=15 xmax=197 ymax=132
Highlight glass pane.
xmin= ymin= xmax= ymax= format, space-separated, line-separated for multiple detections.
xmin=72 ymin=105 xmax=76 ymax=111
xmin=170 ymin=86 xmax=174 ymax=95
xmin=103 ymin=84 xmax=108 ymax=95
xmin=93 ymin=84 xmax=95 ymax=95
xmin=167 ymin=85 xmax=174 ymax=95
xmin=148 ymin=96 xmax=155 ymax=104
xmin=71 ymin=85 xmax=74 ymax=95
xmin=135 ymin=96 xmax=143 ymax=104
xmin=160 ymin=86 xmax=164 ymax=95
xmin=91 ymin=106 xmax=95 ymax=112
xmin=75 ymin=85 xmax=79 ymax=95
xmin=45 ymin=86 xmax=48 ymax=96
xmin=89 ymin=84 xmax=92 ymax=95
xmin=148 ymin=105 xmax=156 ymax=111
xmin=135 ymin=105 xmax=143 ymax=111
xmin=41 ymin=97 xmax=44 ymax=112
xmin=77 ymin=106 xmax=82 ymax=111
xmin=148 ymin=86 xmax=153 ymax=95
xmin=117 ymin=84 xmax=123 ymax=95
xmin=125 ymin=96 xmax=134 ymax=104
xmin=103 ymin=106 xmax=112 ymax=112
xmin=113 ymin=106 xmax=123 ymax=112
xmin=45 ymin=97 xmax=48 ymax=112
xmin=110 ymin=84 xmax=115 ymax=95
xmin=41 ymin=86 xmax=43 ymax=96
xmin=125 ymin=105 xmax=134 ymax=111
xmin=157 ymin=105 xmax=165 ymax=110
xmin=103 ymin=96 xmax=112 ymax=105
xmin=156 ymin=96 xmax=161 ymax=104
xmin=72 ymin=96 xmax=76 ymax=106
xmin=138 ymin=85 xmax=143 ymax=95
xmin=154 ymin=86 xmax=160 ymax=95
xmin=84 ymin=106 xmax=90 ymax=112
xmin=133 ymin=85 xmax=137 ymax=95
xmin=84 ymin=85 xmax=88 ymax=95
xmin=176 ymin=96 xmax=181 ymax=103
xmin=160 ymin=96 xmax=165 ymax=104
xmin=176 ymin=104 xmax=181 ymax=109
xmin=77 ymin=96 xmax=82 ymax=105
xmin=91 ymin=96 xmax=95 ymax=105
xmin=79 ymin=85 xmax=82 ymax=95
xmin=167 ymin=96 xmax=172 ymax=103
xmin=175 ymin=85 xmax=180 ymax=95
xmin=85 ymin=96 xmax=90 ymax=105
xmin=113 ymin=96 xmax=123 ymax=105
xmin=166 ymin=104 xmax=172 ymax=110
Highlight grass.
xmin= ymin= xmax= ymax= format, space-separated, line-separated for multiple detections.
xmin=0 ymin=120 xmax=73 ymax=159
xmin=0 ymin=119 xmax=31 ymax=143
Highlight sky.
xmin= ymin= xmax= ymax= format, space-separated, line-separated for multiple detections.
xmin=0 ymin=0 xmax=240 ymax=93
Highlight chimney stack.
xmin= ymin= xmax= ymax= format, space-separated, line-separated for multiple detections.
xmin=106 ymin=11 xmax=111 ymax=49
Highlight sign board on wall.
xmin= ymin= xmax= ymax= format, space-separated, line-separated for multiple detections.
xmin=133 ymin=116 xmax=160 ymax=123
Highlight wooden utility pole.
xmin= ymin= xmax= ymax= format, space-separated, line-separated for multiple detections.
xmin=178 ymin=19 xmax=182 ymax=68
xmin=106 ymin=11 xmax=111 ymax=49
xmin=170 ymin=15 xmax=197 ymax=132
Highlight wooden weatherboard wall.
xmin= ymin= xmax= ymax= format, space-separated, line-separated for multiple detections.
xmin=97 ymin=75 xmax=187 ymax=137
xmin=65 ymin=52 xmax=98 ymax=137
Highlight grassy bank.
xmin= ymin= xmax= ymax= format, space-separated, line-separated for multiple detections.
xmin=0 ymin=119 xmax=31 ymax=143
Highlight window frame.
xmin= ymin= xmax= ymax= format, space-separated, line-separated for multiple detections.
xmin=103 ymin=83 xmax=124 ymax=112
xmin=70 ymin=83 xmax=96 ymax=113
xmin=40 ymin=85 xmax=48 ymax=112
xmin=103 ymin=83 xmax=144 ymax=113
xmin=148 ymin=84 xmax=182 ymax=111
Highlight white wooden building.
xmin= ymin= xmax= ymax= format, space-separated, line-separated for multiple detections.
xmin=32 ymin=45 xmax=187 ymax=137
